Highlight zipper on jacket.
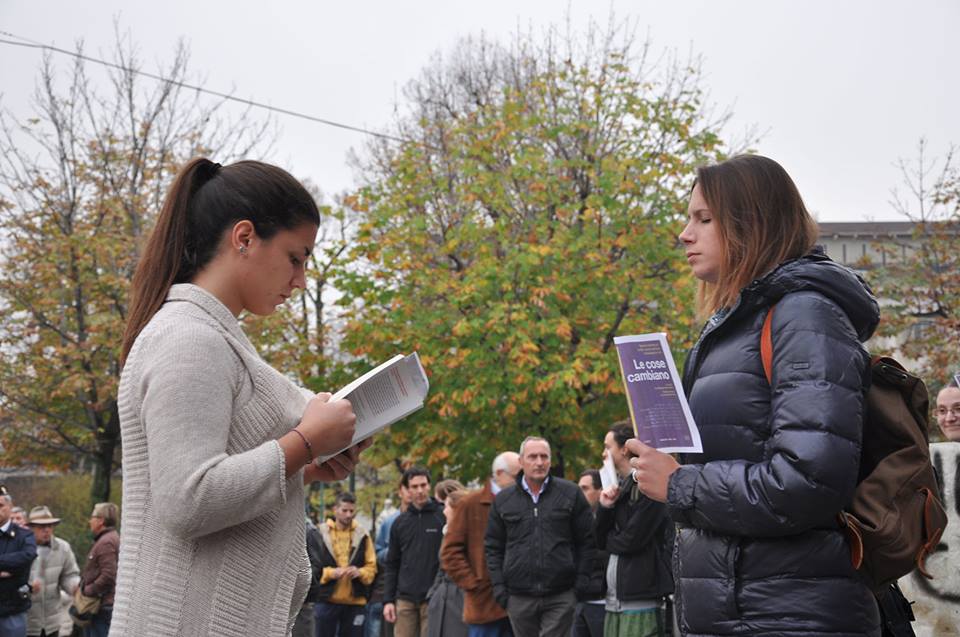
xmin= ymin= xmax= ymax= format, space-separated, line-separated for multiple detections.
xmin=534 ymin=504 xmax=542 ymax=595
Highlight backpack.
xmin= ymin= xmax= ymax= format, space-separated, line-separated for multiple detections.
xmin=760 ymin=305 xmax=947 ymax=594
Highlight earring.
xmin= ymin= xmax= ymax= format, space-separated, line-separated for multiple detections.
xmin=239 ymin=245 xmax=248 ymax=256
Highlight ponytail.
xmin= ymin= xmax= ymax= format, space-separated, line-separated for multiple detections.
xmin=120 ymin=157 xmax=319 ymax=365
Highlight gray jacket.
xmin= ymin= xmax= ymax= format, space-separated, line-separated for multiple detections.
xmin=27 ymin=536 xmax=79 ymax=636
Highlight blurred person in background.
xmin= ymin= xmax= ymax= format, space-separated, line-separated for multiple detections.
xmin=572 ymin=470 xmax=607 ymax=637
xmin=308 ymin=492 xmax=376 ymax=637
xmin=441 ymin=452 xmax=519 ymax=637
xmin=935 ymin=378 xmax=960 ymax=442
xmin=26 ymin=506 xmax=79 ymax=637
xmin=79 ymin=503 xmax=119 ymax=637
xmin=427 ymin=483 xmax=467 ymax=637
xmin=0 ymin=486 xmax=37 ymax=637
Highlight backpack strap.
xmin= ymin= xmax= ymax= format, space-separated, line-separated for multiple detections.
xmin=760 ymin=305 xmax=776 ymax=386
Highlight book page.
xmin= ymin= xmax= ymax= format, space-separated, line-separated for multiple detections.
xmin=315 ymin=352 xmax=429 ymax=463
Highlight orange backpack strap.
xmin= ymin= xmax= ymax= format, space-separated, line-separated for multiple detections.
xmin=761 ymin=305 xmax=776 ymax=386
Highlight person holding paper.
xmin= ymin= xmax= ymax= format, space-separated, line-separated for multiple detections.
xmin=595 ymin=422 xmax=673 ymax=637
xmin=113 ymin=158 xmax=365 ymax=637
xmin=625 ymin=154 xmax=881 ymax=636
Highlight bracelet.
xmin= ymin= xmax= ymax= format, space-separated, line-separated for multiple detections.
xmin=290 ymin=428 xmax=313 ymax=462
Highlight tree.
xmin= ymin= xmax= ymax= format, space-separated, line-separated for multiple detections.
xmin=0 ymin=31 xmax=270 ymax=504
xmin=872 ymin=139 xmax=960 ymax=395
xmin=337 ymin=23 xmax=734 ymax=481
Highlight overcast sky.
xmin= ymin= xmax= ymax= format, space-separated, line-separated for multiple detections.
xmin=1 ymin=0 xmax=956 ymax=221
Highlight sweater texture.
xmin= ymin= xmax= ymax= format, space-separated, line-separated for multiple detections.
xmin=112 ymin=284 xmax=313 ymax=636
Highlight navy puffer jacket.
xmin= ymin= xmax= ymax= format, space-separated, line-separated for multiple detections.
xmin=668 ymin=250 xmax=882 ymax=636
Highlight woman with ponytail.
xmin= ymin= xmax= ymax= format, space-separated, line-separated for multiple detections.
xmin=112 ymin=158 xmax=364 ymax=636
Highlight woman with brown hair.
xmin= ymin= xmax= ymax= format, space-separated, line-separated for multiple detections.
xmin=626 ymin=155 xmax=882 ymax=635
xmin=112 ymin=158 xmax=365 ymax=636
xmin=427 ymin=483 xmax=468 ymax=637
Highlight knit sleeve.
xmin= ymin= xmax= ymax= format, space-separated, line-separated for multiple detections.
xmin=139 ymin=323 xmax=287 ymax=539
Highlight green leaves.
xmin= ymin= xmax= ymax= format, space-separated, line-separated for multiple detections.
xmin=335 ymin=31 xmax=728 ymax=480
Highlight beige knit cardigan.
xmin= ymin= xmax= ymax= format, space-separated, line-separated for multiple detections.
xmin=112 ymin=284 xmax=312 ymax=636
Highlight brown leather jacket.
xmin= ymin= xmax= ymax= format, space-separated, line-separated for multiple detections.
xmin=440 ymin=482 xmax=507 ymax=625
xmin=81 ymin=528 xmax=119 ymax=606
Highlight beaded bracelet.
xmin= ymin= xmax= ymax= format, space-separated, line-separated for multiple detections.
xmin=291 ymin=428 xmax=313 ymax=462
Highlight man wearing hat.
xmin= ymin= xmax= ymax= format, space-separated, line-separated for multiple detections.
xmin=27 ymin=506 xmax=79 ymax=637
xmin=1 ymin=485 xmax=38 ymax=637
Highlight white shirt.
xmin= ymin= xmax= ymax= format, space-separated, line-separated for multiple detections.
xmin=521 ymin=475 xmax=550 ymax=504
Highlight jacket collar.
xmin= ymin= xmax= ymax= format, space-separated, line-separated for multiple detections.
xmin=166 ymin=283 xmax=256 ymax=355
xmin=480 ymin=480 xmax=496 ymax=504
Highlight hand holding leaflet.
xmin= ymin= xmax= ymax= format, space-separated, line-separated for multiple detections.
xmin=314 ymin=352 xmax=429 ymax=464
xmin=614 ymin=333 xmax=702 ymax=453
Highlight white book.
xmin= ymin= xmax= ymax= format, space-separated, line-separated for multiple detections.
xmin=315 ymin=352 xmax=429 ymax=463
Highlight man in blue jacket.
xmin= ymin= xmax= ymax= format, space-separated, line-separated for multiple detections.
xmin=0 ymin=486 xmax=38 ymax=637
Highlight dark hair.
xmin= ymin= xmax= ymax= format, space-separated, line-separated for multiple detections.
xmin=434 ymin=479 xmax=465 ymax=502
xmin=579 ymin=469 xmax=601 ymax=490
xmin=694 ymin=154 xmax=818 ymax=316
xmin=608 ymin=420 xmax=634 ymax=448
xmin=401 ymin=466 xmax=431 ymax=488
xmin=335 ymin=492 xmax=356 ymax=506
xmin=121 ymin=158 xmax=320 ymax=364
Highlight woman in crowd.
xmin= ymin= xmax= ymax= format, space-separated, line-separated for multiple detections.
xmin=427 ymin=480 xmax=467 ymax=637
xmin=112 ymin=158 xmax=364 ymax=636
xmin=627 ymin=155 xmax=882 ymax=635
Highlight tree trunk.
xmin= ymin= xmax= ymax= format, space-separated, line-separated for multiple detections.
xmin=90 ymin=403 xmax=121 ymax=506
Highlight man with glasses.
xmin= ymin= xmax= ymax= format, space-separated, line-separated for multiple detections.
xmin=936 ymin=379 xmax=960 ymax=442
xmin=0 ymin=485 xmax=38 ymax=637
xmin=79 ymin=503 xmax=119 ymax=637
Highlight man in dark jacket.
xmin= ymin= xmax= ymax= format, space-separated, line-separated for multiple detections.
xmin=80 ymin=502 xmax=119 ymax=637
xmin=383 ymin=467 xmax=445 ymax=637
xmin=0 ymin=487 xmax=37 ymax=637
xmin=485 ymin=437 xmax=595 ymax=636
xmin=596 ymin=422 xmax=673 ymax=637
xmin=308 ymin=492 xmax=377 ymax=637
xmin=573 ymin=470 xmax=608 ymax=637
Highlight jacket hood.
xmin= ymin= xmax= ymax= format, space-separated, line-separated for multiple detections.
xmin=743 ymin=248 xmax=880 ymax=342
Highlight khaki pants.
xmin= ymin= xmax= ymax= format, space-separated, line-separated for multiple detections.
xmin=395 ymin=599 xmax=428 ymax=637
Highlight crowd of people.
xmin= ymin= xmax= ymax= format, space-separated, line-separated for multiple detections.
xmin=0 ymin=488 xmax=119 ymax=637
xmin=2 ymin=153 xmax=957 ymax=637
xmin=290 ymin=429 xmax=676 ymax=637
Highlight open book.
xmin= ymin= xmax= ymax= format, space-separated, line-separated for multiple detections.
xmin=315 ymin=352 xmax=429 ymax=463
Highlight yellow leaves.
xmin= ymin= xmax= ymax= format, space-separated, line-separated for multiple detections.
xmin=531 ymin=245 xmax=552 ymax=257
xmin=555 ymin=321 xmax=573 ymax=340
xmin=519 ymin=340 xmax=540 ymax=354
